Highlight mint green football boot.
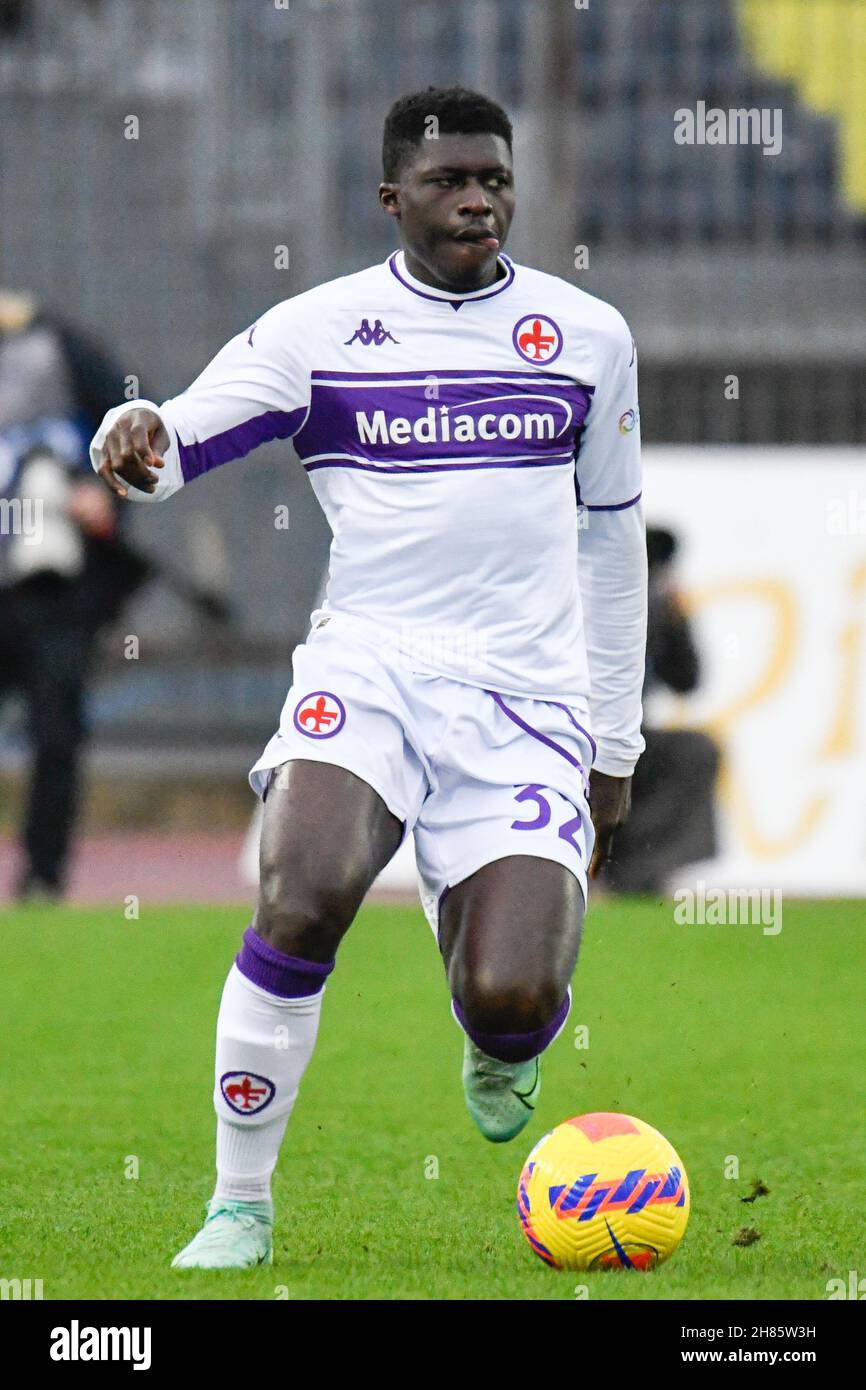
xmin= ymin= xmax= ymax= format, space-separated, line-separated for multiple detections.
xmin=462 ymin=1037 xmax=541 ymax=1143
xmin=171 ymin=1198 xmax=273 ymax=1270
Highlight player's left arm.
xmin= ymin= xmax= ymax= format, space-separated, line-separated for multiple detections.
xmin=574 ymin=314 xmax=647 ymax=877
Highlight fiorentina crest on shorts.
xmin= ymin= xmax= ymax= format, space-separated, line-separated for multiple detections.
xmin=220 ymin=1070 xmax=276 ymax=1116
xmin=293 ymin=689 xmax=346 ymax=738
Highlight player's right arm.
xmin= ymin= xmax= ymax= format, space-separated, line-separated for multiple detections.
xmin=91 ymin=300 xmax=312 ymax=502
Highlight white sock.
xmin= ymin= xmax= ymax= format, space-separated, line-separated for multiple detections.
xmin=212 ymin=963 xmax=325 ymax=1204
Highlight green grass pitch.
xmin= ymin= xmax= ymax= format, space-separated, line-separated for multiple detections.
xmin=1 ymin=897 xmax=863 ymax=1300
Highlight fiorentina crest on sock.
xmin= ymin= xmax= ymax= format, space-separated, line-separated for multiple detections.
xmin=220 ymin=1071 xmax=276 ymax=1116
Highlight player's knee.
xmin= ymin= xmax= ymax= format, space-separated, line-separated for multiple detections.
xmin=459 ymin=971 xmax=565 ymax=1036
xmin=256 ymin=848 xmax=361 ymax=959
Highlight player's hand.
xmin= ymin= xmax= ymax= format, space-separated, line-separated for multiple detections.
xmin=98 ymin=408 xmax=169 ymax=497
xmin=587 ymin=771 xmax=632 ymax=879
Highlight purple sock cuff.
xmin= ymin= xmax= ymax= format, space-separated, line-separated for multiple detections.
xmin=453 ymin=991 xmax=572 ymax=1063
xmin=236 ymin=927 xmax=335 ymax=998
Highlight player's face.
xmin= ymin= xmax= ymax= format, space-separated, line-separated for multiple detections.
xmin=379 ymin=133 xmax=515 ymax=292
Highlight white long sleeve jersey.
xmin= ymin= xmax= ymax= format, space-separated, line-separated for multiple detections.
xmin=91 ymin=251 xmax=647 ymax=775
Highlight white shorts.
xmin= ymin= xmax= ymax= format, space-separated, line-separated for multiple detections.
xmin=249 ymin=618 xmax=596 ymax=935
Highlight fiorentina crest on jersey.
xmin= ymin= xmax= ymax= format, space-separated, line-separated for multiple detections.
xmin=220 ymin=1071 xmax=276 ymax=1116
xmin=293 ymin=690 xmax=346 ymax=738
xmin=512 ymin=314 xmax=563 ymax=365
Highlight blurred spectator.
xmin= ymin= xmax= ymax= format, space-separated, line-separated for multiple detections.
xmin=602 ymin=526 xmax=720 ymax=895
xmin=0 ymin=288 xmax=148 ymax=901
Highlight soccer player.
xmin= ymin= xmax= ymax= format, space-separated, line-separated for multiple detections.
xmin=92 ymin=87 xmax=647 ymax=1269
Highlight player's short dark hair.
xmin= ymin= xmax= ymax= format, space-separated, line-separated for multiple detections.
xmin=382 ymin=86 xmax=513 ymax=181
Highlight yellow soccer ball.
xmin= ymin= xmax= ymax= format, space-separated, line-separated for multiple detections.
xmin=517 ymin=1112 xmax=690 ymax=1271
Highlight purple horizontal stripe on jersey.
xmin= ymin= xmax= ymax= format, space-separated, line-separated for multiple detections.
xmin=486 ymin=691 xmax=591 ymax=785
xmin=303 ymin=455 xmax=575 ymax=475
xmin=310 ymin=369 xmax=593 ymax=385
xmin=584 ymin=492 xmax=642 ymax=512
xmin=178 ymin=406 xmax=308 ymax=483
xmin=549 ymin=702 xmax=598 ymax=762
xmin=293 ymin=379 xmax=594 ymax=465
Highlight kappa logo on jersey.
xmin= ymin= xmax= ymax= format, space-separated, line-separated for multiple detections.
xmin=512 ymin=314 xmax=563 ymax=365
xmin=293 ymin=689 xmax=346 ymax=738
xmin=220 ymin=1070 xmax=275 ymax=1116
xmin=344 ymin=318 xmax=400 ymax=347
